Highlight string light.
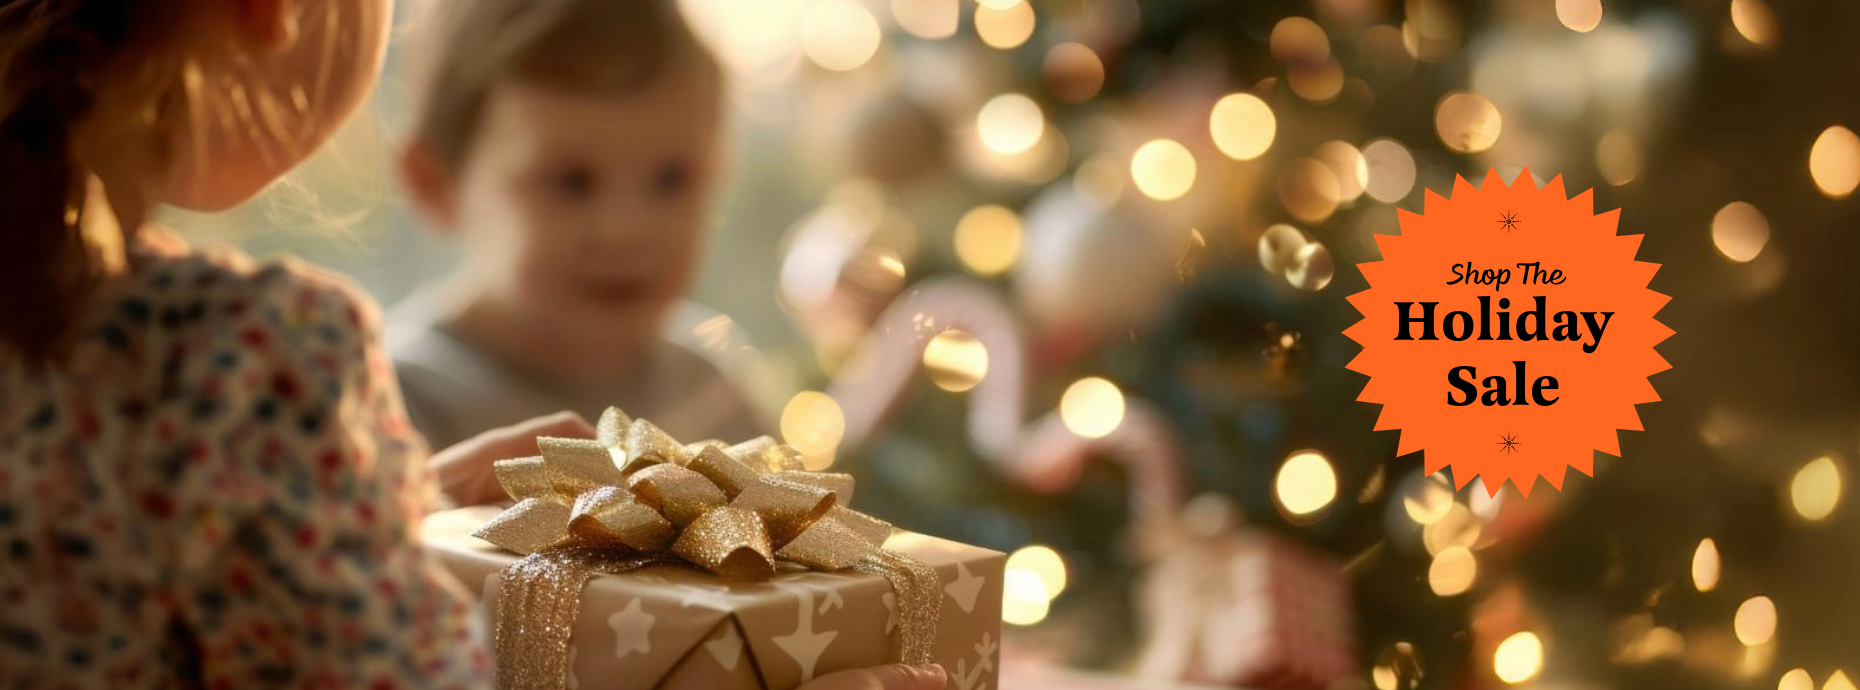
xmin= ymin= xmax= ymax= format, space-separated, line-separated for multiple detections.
xmin=1316 ymin=140 xmax=1369 ymax=203
xmin=1809 ymin=126 xmax=1860 ymax=198
xmin=1001 ymin=569 xmax=1051 ymax=625
xmin=1363 ymin=138 xmax=1417 ymax=202
xmin=952 ymin=204 xmax=1024 ymax=276
xmin=1435 ymin=91 xmax=1502 ymax=153
xmin=1428 ymin=546 xmax=1477 ymax=596
xmin=1735 ymin=596 xmax=1778 ymax=646
xmin=1130 ymin=139 xmax=1197 ymax=201
xmin=1402 ymin=472 xmax=1455 ymax=524
xmin=799 ymin=0 xmax=881 ymax=71
xmin=1006 ymin=545 xmax=1068 ymax=597
xmin=1373 ymin=642 xmax=1425 ymax=690
xmin=1209 ymin=93 xmax=1276 ymax=161
xmin=780 ymin=391 xmax=845 ymax=469
xmin=891 ymin=0 xmax=958 ymax=39
xmin=1043 ymin=43 xmax=1105 ymax=103
xmin=1729 ymin=0 xmax=1776 ymax=47
xmin=1494 ymin=632 xmax=1544 ymax=684
xmin=1060 ymin=377 xmax=1125 ymax=439
xmin=1711 ymin=201 xmax=1770 ymax=263
xmin=1422 ymin=503 xmax=1483 ymax=556
xmin=1279 ymin=157 xmax=1342 ymax=223
xmin=976 ymin=94 xmax=1045 ymax=155
xmin=1790 ymin=456 xmax=1842 ymax=521
xmin=1597 ymin=129 xmax=1642 ymax=186
xmin=1779 ymin=669 xmax=1815 ymax=690
xmin=975 ymin=0 xmax=1035 ymax=49
xmin=923 ymin=329 xmax=989 ymax=392
xmin=1555 ymin=0 xmax=1603 ymax=33
xmin=1275 ymin=450 xmax=1338 ymax=518
xmin=1693 ymin=537 xmax=1721 ymax=592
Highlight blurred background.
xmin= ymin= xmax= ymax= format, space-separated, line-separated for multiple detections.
xmin=160 ymin=0 xmax=1860 ymax=688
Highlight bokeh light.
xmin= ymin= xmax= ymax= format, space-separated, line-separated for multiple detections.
xmin=1597 ymin=129 xmax=1642 ymax=186
xmin=1730 ymin=0 xmax=1777 ymax=46
xmin=1435 ymin=91 xmax=1502 ymax=154
xmin=1287 ymin=60 xmax=1345 ymax=102
xmin=1006 ymin=545 xmax=1068 ymax=597
xmin=975 ymin=0 xmax=1036 ymax=49
xmin=1060 ymin=377 xmax=1126 ymax=439
xmin=977 ymin=93 xmax=1045 ymax=155
xmin=1780 ymin=669 xmax=1815 ymax=690
xmin=1735 ymin=596 xmax=1778 ymax=646
xmin=1828 ymin=671 xmax=1858 ymax=690
xmin=1422 ymin=503 xmax=1482 ymax=556
xmin=1712 ymin=201 xmax=1770 ymax=263
xmin=1403 ymin=472 xmax=1455 ymax=524
xmin=1269 ymin=17 xmax=1330 ymax=65
xmin=1363 ymin=138 xmax=1417 ymax=202
xmin=1285 ymin=242 xmax=1335 ymax=291
xmin=1130 ymin=139 xmax=1198 ymax=201
xmin=1002 ymin=568 xmax=1051 ymax=626
xmin=952 ymin=204 xmax=1024 ymax=276
xmin=799 ymin=0 xmax=881 ymax=71
xmin=1316 ymin=140 xmax=1369 ymax=203
xmin=1209 ymin=93 xmax=1276 ymax=161
xmin=1373 ymin=642 xmax=1425 ymax=690
xmin=1494 ymin=632 xmax=1544 ymax=684
xmin=1074 ymin=154 xmax=1125 ymax=209
xmin=1258 ymin=224 xmax=1308 ymax=274
xmin=781 ymin=391 xmax=846 ymax=469
xmin=1693 ymin=537 xmax=1721 ymax=592
xmin=1809 ymin=125 xmax=1860 ymax=198
xmin=891 ymin=0 xmax=958 ymax=39
xmin=1428 ymin=546 xmax=1477 ymax=596
xmin=1555 ymin=0 xmax=1604 ymax=33
xmin=923 ymin=329 xmax=989 ymax=392
xmin=1275 ymin=450 xmax=1338 ymax=518
xmin=1278 ymin=157 xmax=1341 ymax=223
xmin=1043 ymin=43 xmax=1105 ymax=103
xmin=1790 ymin=455 xmax=1842 ymax=521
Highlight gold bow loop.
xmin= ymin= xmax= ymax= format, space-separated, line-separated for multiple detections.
xmin=472 ymin=407 xmax=897 ymax=579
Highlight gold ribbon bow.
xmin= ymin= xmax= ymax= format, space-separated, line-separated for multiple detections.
xmin=473 ymin=408 xmax=940 ymax=690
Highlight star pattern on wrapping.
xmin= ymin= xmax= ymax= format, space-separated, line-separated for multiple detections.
xmin=607 ymin=598 xmax=656 ymax=659
xmin=945 ymin=561 xmax=983 ymax=614
xmin=772 ymin=586 xmax=838 ymax=683
xmin=704 ymin=622 xmax=745 ymax=671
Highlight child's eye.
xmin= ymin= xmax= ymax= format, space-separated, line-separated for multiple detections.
xmin=652 ymin=161 xmax=691 ymax=198
xmin=547 ymin=164 xmax=596 ymax=201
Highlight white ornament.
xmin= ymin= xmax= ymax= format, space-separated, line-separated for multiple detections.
xmin=607 ymin=598 xmax=656 ymax=659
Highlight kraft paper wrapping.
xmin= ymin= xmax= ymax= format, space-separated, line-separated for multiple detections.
xmin=424 ymin=507 xmax=1005 ymax=690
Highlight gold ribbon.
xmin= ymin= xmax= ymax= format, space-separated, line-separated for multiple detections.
xmin=474 ymin=408 xmax=940 ymax=690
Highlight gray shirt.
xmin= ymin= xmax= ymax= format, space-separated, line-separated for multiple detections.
xmin=386 ymin=295 xmax=768 ymax=451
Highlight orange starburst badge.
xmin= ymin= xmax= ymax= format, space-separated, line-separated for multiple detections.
xmin=1345 ymin=168 xmax=1672 ymax=496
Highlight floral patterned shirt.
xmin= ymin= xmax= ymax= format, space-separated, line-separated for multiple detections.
xmin=0 ymin=237 xmax=489 ymax=689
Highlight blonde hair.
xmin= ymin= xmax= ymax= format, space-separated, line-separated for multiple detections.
xmin=0 ymin=0 xmax=191 ymax=365
xmin=404 ymin=0 xmax=720 ymax=170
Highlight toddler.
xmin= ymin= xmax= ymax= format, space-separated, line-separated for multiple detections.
xmin=389 ymin=0 xmax=766 ymax=472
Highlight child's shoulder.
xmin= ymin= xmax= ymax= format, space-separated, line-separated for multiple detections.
xmin=92 ymin=236 xmax=387 ymax=372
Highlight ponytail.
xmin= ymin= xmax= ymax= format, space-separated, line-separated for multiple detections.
xmin=0 ymin=0 xmax=169 ymax=366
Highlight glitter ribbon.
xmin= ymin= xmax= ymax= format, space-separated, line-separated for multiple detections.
xmin=475 ymin=408 xmax=940 ymax=690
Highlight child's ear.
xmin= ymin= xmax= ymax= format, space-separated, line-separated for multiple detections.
xmin=399 ymin=143 xmax=460 ymax=230
xmin=230 ymin=0 xmax=300 ymax=53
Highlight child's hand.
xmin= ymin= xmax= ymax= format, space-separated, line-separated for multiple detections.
xmin=430 ymin=411 xmax=597 ymax=507
xmin=797 ymin=664 xmax=947 ymax=690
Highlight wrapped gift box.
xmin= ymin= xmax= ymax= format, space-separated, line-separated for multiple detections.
xmin=424 ymin=507 xmax=1005 ymax=690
